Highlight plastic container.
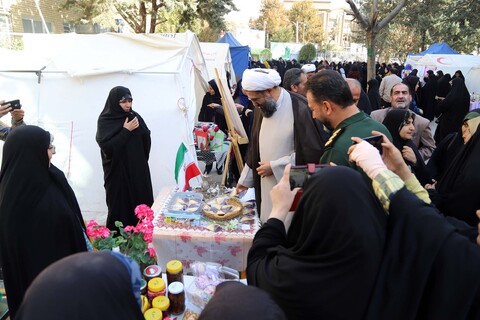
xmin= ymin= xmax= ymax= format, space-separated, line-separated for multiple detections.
xmin=166 ymin=260 xmax=184 ymax=285
xmin=144 ymin=265 xmax=162 ymax=282
xmin=168 ymin=282 xmax=185 ymax=315
xmin=165 ymin=192 xmax=203 ymax=219
xmin=144 ymin=307 xmax=163 ymax=320
xmin=148 ymin=278 xmax=166 ymax=303
xmin=152 ymin=295 xmax=170 ymax=319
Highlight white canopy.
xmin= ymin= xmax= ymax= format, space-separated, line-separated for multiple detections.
xmin=0 ymin=31 xmax=209 ymax=222
xmin=406 ymin=53 xmax=480 ymax=93
xmin=200 ymin=42 xmax=236 ymax=86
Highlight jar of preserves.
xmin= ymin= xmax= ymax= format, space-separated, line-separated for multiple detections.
xmin=166 ymin=260 xmax=184 ymax=285
xmin=152 ymin=295 xmax=170 ymax=319
xmin=140 ymin=278 xmax=148 ymax=296
xmin=168 ymin=281 xmax=185 ymax=315
xmin=144 ymin=265 xmax=162 ymax=282
xmin=147 ymin=277 xmax=166 ymax=303
xmin=144 ymin=307 xmax=163 ymax=320
xmin=141 ymin=295 xmax=150 ymax=313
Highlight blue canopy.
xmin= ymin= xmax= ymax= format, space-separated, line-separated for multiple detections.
xmin=408 ymin=42 xmax=459 ymax=56
xmin=216 ymin=32 xmax=250 ymax=80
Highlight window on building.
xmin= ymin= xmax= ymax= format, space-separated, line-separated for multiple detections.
xmin=0 ymin=14 xmax=9 ymax=34
xmin=22 ymin=18 xmax=52 ymax=33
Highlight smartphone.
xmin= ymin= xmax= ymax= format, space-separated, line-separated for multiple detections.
xmin=127 ymin=112 xmax=135 ymax=121
xmin=1 ymin=99 xmax=21 ymax=110
xmin=353 ymin=135 xmax=383 ymax=154
xmin=289 ymin=164 xmax=329 ymax=190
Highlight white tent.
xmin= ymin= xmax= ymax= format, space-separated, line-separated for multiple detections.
xmin=0 ymin=31 xmax=209 ymax=222
xmin=200 ymin=42 xmax=236 ymax=85
xmin=406 ymin=53 xmax=480 ymax=93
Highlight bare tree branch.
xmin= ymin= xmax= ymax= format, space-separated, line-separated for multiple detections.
xmin=345 ymin=0 xmax=370 ymax=29
xmin=377 ymin=0 xmax=408 ymax=30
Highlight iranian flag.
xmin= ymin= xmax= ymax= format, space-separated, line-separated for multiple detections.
xmin=175 ymin=142 xmax=201 ymax=191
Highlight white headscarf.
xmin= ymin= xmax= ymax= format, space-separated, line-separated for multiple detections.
xmin=242 ymin=68 xmax=281 ymax=91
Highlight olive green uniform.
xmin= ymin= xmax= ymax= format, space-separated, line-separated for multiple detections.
xmin=320 ymin=112 xmax=392 ymax=168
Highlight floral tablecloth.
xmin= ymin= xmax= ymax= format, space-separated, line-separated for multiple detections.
xmin=151 ymin=186 xmax=260 ymax=273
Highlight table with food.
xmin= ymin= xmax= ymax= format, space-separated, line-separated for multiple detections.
xmin=141 ymin=260 xmax=246 ymax=320
xmin=151 ymin=185 xmax=260 ymax=274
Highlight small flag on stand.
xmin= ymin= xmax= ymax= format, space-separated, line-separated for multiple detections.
xmin=175 ymin=142 xmax=202 ymax=191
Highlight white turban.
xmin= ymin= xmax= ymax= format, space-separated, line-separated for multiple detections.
xmin=301 ymin=64 xmax=316 ymax=73
xmin=242 ymin=68 xmax=281 ymax=91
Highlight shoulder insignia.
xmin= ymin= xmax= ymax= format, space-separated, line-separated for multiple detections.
xmin=324 ymin=127 xmax=344 ymax=148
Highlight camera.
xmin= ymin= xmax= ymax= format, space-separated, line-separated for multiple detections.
xmin=353 ymin=135 xmax=383 ymax=154
xmin=1 ymin=99 xmax=21 ymax=110
xmin=289 ymin=163 xmax=329 ymax=190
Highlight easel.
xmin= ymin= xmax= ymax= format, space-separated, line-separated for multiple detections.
xmin=214 ymin=69 xmax=249 ymax=186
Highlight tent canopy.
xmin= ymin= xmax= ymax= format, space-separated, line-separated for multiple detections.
xmin=200 ymin=42 xmax=235 ymax=85
xmin=216 ymin=32 xmax=250 ymax=81
xmin=0 ymin=31 xmax=209 ymax=222
xmin=408 ymin=42 xmax=460 ymax=56
xmin=405 ymin=53 xmax=480 ymax=93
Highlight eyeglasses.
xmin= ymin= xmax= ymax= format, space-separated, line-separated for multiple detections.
xmin=119 ymin=98 xmax=133 ymax=103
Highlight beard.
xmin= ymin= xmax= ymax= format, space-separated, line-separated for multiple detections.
xmin=321 ymin=118 xmax=334 ymax=131
xmin=259 ymin=96 xmax=277 ymax=118
xmin=392 ymin=100 xmax=410 ymax=109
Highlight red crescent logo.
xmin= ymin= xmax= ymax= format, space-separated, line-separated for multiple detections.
xmin=437 ymin=57 xmax=451 ymax=65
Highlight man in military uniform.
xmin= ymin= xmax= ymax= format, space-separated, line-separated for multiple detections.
xmin=305 ymin=70 xmax=391 ymax=168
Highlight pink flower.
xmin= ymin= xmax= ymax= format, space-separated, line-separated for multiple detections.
xmin=135 ymin=204 xmax=154 ymax=221
xmin=86 ymin=220 xmax=111 ymax=239
xmin=96 ymin=226 xmax=111 ymax=238
xmin=124 ymin=226 xmax=137 ymax=233
xmin=86 ymin=220 xmax=98 ymax=238
xmin=147 ymin=247 xmax=156 ymax=257
xmin=88 ymin=204 xmax=157 ymax=266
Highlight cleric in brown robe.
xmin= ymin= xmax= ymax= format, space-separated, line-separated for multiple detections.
xmin=236 ymin=68 xmax=329 ymax=226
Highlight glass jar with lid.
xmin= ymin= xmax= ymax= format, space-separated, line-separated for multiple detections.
xmin=167 ymin=281 xmax=185 ymax=315
xmin=166 ymin=260 xmax=184 ymax=285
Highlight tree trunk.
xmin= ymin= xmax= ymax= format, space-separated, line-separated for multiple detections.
xmin=139 ymin=2 xmax=147 ymax=33
xmin=366 ymin=30 xmax=376 ymax=81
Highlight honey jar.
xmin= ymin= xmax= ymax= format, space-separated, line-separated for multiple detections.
xmin=147 ymin=277 xmax=166 ymax=304
xmin=144 ymin=265 xmax=162 ymax=282
xmin=167 ymin=281 xmax=185 ymax=315
xmin=166 ymin=260 xmax=184 ymax=285
xmin=144 ymin=307 xmax=163 ymax=320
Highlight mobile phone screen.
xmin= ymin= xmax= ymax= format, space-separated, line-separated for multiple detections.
xmin=289 ymin=167 xmax=309 ymax=190
xmin=358 ymin=135 xmax=383 ymax=154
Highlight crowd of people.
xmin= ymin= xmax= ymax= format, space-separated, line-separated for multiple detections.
xmin=0 ymin=55 xmax=479 ymax=319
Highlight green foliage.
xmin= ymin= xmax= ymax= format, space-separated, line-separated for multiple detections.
xmin=62 ymin=0 xmax=237 ymax=34
xmin=298 ymin=43 xmax=317 ymax=62
xmin=197 ymin=0 xmax=237 ymax=32
xmin=260 ymin=48 xmax=272 ymax=61
xmin=250 ymin=0 xmax=292 ymax=47
xmin=353 ymin=0 xmax=480 ymax=61
xmin=288 ymin=0 xmax=324 ymax=45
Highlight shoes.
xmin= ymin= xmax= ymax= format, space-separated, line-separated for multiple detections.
xmin=216 ymin=166 xmax=223 ymax=175
xmin=203 ymin=172 xmax=210 ymax=178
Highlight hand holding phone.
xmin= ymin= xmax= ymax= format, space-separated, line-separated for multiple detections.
xmin=1 ymin=99 xmax=21 ymax=110
xmin=289 ymin=164 xmax=329 ymax=190
xmin=288 ymin=164 xmax=329 ymax=211
xmin=353 ymin=135 xmax=383 ymax=154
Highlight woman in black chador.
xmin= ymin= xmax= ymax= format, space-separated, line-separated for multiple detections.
xmin=0 ymin=126 xmax=88 ymax=318
xmin=96 ymin=86 xmax=153 ymax=231
xmin=434 ymin=77 xmax=470 ymax=144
